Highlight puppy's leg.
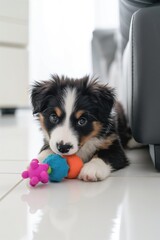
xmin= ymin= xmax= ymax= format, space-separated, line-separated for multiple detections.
xmin=78 ymin=139 xmax=129 ymax=182
xmin=78 ymin=158 xmax=112 ymax=182
xmin=127 ymin=137 xmax=144 ymax=149
xmin=37 ymin=144 xmax=54 ymax=162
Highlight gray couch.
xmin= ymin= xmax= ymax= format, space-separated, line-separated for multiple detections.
xmin=119 ymin=0 xmax=160 ymax=169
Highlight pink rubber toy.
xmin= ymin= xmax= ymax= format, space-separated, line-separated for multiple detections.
xmin=22 ymin=159 xmax=50 ymax=187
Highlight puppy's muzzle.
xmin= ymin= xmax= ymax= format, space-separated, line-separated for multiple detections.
xmin=56 ymin=141 xmax=73 ymax=154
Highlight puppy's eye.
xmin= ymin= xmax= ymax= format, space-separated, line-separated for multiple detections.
xmin=49 ymin=114 xmax=59 ymax=124
xmin=77 ymin=117 xmax=88 ymax=127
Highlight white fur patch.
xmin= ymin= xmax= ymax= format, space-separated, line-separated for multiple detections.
xmin=64 ymin=87 xmax=76 ymax=123
xmin=38 ymin=148 xmax=54 ymax=162
xmin=41 ymin=128 xmax=50 ymax=142
xmin=127 ymin=137 xmax=143 ymax=149
xmin=78 ymin=158 xmax=112 ymax=182
xmin=49 ymin=88 xmax=79 ymax=155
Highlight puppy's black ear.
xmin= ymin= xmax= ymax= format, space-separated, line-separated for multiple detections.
xmin=98 ymin=85 xmax=115 ymax=116
xmin=31 ymin=81 xmax=53 ymax=114
xmin=90 ymin=81 xmax=115 ymax=118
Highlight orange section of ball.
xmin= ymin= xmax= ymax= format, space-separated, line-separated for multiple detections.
xmin=64 ymin=155 xmax=83 ymax=179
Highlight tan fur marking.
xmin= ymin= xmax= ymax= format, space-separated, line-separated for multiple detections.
xmin=100 ymin=134 xmax=117 ymax=149
xmin=39 ymin=113 xmax=46 ymax=130
xmin=39 ymin=113 xmax=50 ymax=141
xmin=54 ymin=107 xmax=62 ymax=117
xmin=75 ymin=110 xmax=85 ymax=119
xmin=80 ymin=121 xmax=102 ymax=146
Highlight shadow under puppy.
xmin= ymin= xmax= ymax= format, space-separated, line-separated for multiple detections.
xmin=31 ymin=75 xmax=130 ymax=182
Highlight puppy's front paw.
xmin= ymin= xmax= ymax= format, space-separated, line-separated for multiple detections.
xmin=78 ymin=158 xmax=111 ymax=182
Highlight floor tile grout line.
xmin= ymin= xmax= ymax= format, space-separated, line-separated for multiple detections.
xmin=0 ymin=160 xmax=28 ymax=162
xmin=0 ymin=179 xmax=24 ymax=202
xmin=0 ymin=172 xmax=23 ymax=175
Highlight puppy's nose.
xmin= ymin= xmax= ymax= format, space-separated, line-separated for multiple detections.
xmin=56 ymin=141 xmax=73 ymax=154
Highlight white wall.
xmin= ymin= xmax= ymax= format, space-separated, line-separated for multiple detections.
xmin=29 ymin=0 xmax=94 ymax=81
xmin=94 ymin=0 xmax=119 ymax=29
xmin=29 ymin=0 xmax=119 ymax=82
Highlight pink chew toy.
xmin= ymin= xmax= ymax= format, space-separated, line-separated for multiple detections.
xmin=22 ymin=159 xmax=50 ymax=187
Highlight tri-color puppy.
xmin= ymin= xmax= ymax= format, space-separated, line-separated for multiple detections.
xmin=31 ymin=75 xmax=131 ymax=181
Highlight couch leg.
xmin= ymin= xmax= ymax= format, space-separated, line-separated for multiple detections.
xmin=149 ymin=145 xmax=160 ymax=171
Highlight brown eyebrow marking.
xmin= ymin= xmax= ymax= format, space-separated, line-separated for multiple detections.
xmin=39 ymin=113 xmax=46 ymax=129
xmin=54 ymin=107 xmax=62 ymax=117
xmin=75 ymin=110 xmax=85 ymax=119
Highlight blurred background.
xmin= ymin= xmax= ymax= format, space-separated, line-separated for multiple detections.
xmin=0 ymin=0 xmax=120 ymax=115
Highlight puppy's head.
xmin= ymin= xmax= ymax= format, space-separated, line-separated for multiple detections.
xmin=31 ymin=75 xmax=115 ymax=155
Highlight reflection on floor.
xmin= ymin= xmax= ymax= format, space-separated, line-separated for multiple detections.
xmin=0 ymin=110 xmax=159 ymax=240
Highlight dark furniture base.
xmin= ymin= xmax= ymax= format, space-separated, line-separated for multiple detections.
xmin=149 ymin=145 xmax=160 ymax=171
xmin=1 ymin=108 xmax=16 ymax=115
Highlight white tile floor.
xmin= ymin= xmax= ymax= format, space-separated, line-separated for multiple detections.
xmin=0 ymin=110 xmax=160 ymax=240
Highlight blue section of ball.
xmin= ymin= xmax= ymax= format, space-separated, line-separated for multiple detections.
xmin=43 ymin=154 xmax=69 ymax=182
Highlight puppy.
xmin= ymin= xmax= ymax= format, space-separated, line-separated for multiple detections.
xmin=31 ymin=75 xmax=130 ymax=181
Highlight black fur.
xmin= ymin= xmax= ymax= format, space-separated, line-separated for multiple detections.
xmin=97 ymin=139 xmax=129 ymax=170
